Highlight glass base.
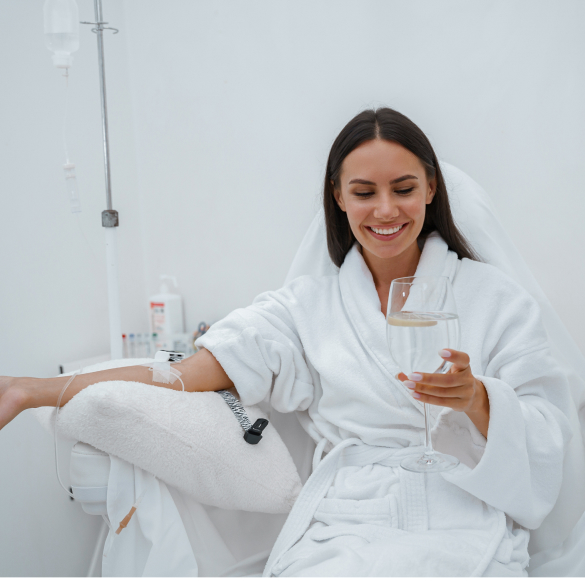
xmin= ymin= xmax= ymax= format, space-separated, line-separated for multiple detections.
xmin=400 ymin=451 xmax=460 ymax=473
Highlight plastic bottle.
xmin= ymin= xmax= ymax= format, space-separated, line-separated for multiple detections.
xmin=148 ymin=276 xmax=185 ymax=349
xmin=44 ymin=0 xmax=80 ymax=69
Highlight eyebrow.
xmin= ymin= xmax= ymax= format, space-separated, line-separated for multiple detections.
xmin=348 ymin=175 xmax=419 ymax=185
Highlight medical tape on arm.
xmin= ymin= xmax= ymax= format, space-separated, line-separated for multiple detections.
xmin=141 ymin=350 xmax=185 ymax=391
xmin=140 ymin=361 xmax=185 ymax=390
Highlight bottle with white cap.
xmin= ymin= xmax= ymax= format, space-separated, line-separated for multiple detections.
xmin=44 ymin=0 xmax=80 ymax=70
xmin=148 ymin=275 xmax=185 ymax=350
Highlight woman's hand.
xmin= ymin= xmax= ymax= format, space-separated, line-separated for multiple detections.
xmin=0 ymin=377 xmax=31 ymax=431
xmin=396 ymin=348 xmax=490 ymax=438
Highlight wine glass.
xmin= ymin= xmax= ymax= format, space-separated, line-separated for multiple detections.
xmin=386 ymin=275 xmax=461 ymax=473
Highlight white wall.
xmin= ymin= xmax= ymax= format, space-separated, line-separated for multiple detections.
xmin=1 ymin=0 xmax=583 ymax=575
xmin=0 ymin=0 xmax=144 ymax=575
xmin=124 ymin=0 xmax=585 ymax=350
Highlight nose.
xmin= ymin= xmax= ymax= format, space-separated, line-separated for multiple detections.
xmin=373 ymin=192 xmax=400 ymax=221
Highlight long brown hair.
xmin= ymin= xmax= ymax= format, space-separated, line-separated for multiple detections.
xmin=323 ymin=107 xmax=481 ymax=267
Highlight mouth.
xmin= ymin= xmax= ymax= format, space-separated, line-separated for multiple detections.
xmin=366 ymin=222 xmax=408 ymax=241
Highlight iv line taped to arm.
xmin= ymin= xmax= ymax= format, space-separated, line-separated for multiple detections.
xmin=143 ymin=350 xmax=269 ymax=444
xmin=140 ymin=350 xmax=185 ymax=391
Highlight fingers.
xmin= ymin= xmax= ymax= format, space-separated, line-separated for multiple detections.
xmin=404 ymin=371 xmax=461 ymax=388
xmin=411 ymin=391 xmax=466 ymax=409
xmin=397 ymin=371 xmax=465 ymax=397
xmin=397 ymin=349 xmax=475 ymax=411
xmin=406 ymin=381 xmax=470 ymax=399
xmin=404 ymin=349 xmax=471 ymax=387
xmin=438 ymin=348 xmax=470 ymax=374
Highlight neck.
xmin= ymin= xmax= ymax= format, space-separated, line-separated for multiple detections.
xmin=361 ymin=240 xmax=422 ymax=290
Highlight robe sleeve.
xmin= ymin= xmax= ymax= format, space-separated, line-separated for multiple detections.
xmin=434 ymin=278 xmax=574 ymax=530
xmin=194 ymin=283 xmax=314 ymax=414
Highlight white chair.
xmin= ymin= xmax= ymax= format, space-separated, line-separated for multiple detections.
xmin=69 ymin=443 xmax=111 ymax=577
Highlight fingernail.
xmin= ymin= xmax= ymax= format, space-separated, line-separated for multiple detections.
xmin=439 ymin=350 xmax=451 ymax=358
xmin=412 ymin=392 xmax=421 ymax=399
xmin=404 ymin=380 xmax=416 ymax=389
xmin=408 ymin=372 xmax=423 ymax=381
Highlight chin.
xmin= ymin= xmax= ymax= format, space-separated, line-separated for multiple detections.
xmin=370 ymin=246 xmax=408 ymax=260
xmin=357 ymin=236 xmax=417 ymax=261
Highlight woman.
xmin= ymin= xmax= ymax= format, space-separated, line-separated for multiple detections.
xmin=0 ymin=108 xmax=573 ymax=576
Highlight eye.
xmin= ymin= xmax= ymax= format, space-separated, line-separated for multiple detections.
xmin=396 ymin=188 xmax=414 ymax=195
xmin=354 ymin=191 xmax=374 ymax=197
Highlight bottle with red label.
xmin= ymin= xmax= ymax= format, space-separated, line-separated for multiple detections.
xmin=148 ymin=275 xmax=185 ymax=350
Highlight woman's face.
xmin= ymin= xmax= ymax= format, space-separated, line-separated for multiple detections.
xmin=334 ymin=139 xmax=435 ymax=264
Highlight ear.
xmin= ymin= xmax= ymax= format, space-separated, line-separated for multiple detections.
xmin=426 ymin=178 xmax=437 ymax=205
xmin=333 ymin=182 xmax=346 ymax=212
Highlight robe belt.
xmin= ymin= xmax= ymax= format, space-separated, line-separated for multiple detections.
xmin=263 ymin=439 xmax=427 ymax=577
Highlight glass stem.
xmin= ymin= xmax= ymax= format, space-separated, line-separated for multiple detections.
xmin=423 ymin=403 xmax=435 ymax=456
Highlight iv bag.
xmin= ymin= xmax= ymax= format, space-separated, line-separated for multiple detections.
xmin=44 ymin=0 xmax=79 ymax=69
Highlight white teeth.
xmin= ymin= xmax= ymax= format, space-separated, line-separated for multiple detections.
xmin=371 ymin=224 xmax=403 ymax=235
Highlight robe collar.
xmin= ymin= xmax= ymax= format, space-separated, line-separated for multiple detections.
xmin=338 ymin=231 xmax=459 ymax=382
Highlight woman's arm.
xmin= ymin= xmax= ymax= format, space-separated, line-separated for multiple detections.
xmin=0 ymin=348 xmax=233 ymax=431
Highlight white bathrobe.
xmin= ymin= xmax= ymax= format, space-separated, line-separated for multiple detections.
xmin=196 ymin=231 xmax=573 ymax=577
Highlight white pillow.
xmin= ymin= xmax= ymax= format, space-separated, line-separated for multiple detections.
xmin=29 ymin=359 xmax=302 ymax=514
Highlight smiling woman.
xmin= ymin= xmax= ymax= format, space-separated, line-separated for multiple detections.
xmin=187 ymin=108 xmax=575 ymax=577
xmin=333 ymin=140 xmax=434 ymax=300
xmin=0 ymin=106 xmax=576 ymax=577
xmin=320 ymin=110 xmax=492 ymax=435
xmin=323 ymin=108 xmax=480 ymax=274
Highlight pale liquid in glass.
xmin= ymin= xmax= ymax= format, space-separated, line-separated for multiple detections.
xmin=386 ymin=312 xmax=459 ymax=375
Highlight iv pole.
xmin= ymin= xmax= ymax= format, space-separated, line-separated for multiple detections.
xmin=81 ymin=0 xmax=123 ymax=360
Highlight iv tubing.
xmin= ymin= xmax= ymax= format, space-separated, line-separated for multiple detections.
xmin=54 ymin=368 xmax=84 ymax=498
xmin=62 ymin=70 xmax=70 ymax=163
xmin=170 ymin=368 xmax=185 ymax=392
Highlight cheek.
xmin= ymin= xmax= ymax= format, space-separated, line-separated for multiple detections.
xmin=403 ymin=197 xmax=427 ymax=219
xmin=344 ymin=200 xmax=371 ymax=225
xmin=343 ymin=195 xmax=426 ymax=227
